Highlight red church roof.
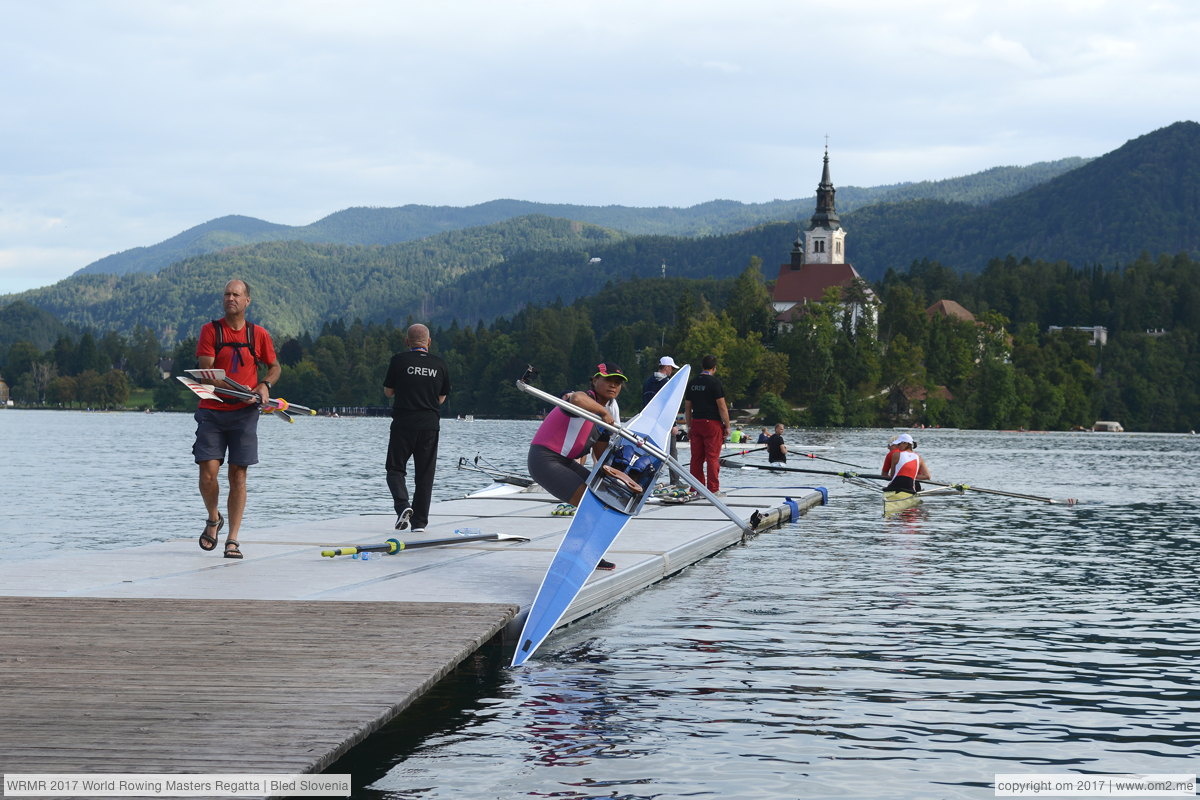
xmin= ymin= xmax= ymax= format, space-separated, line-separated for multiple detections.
xmin=772 ymin=262 xmax=868 ymax=305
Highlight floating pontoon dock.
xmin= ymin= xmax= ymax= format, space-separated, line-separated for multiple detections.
xmin=0 ymin=484 xmax=825 ymax=793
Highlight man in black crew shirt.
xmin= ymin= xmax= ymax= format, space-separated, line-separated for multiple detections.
xmin=383 ymin=324 xmax=451 ymax=532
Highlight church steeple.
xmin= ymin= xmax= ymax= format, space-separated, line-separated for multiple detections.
xmin=797 ymin=145 xmax=846 ymax=266
xmin=809 ymin=146 xmax=841 ymax=231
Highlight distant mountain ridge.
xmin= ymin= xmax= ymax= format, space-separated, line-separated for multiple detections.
xmin=8 ymin=122 xmax=1200 ymax=351
xmin=70 ymin=157 xmax=1088 ymax=279
xmin=846 ymin=122 xmax=1200 ymax=275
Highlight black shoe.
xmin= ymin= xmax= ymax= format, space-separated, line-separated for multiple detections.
xmin=596 ymin=558 xmax=616 ymax=571
xmin=395 ymin=508 xmax=412 ymax=530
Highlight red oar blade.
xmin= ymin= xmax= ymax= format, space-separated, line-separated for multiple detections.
xmin=176 ymin=376 xmax=221 ymax=401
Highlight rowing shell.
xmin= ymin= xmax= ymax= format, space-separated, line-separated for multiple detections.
xmin=511 ymin=364 xmax=690 ymax=667
xmin=883 ymin=485 xmax=965 ymax=515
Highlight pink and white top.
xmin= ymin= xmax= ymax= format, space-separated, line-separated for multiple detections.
xmin=531 ymin=390 xmax=620 ymax=459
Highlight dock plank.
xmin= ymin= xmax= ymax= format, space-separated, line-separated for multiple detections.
xmin=0 ymin=597 xmax=515 ymax=779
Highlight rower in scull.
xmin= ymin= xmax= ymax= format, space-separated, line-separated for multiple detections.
xmin=882 ymin=433 xmax=930 ymax=495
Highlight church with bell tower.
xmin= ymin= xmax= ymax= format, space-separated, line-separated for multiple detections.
xmin=771 ymin=146 xmax=876 ymax=329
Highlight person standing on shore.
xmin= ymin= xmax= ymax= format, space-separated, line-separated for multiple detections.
xmin=767 ymin=423 xmax=788 ymax=463
xmin=384 ymin=323 xmax=451 ymax=533
xmin=193 ymin=279 xmax=280 ymax=560
xmin=684 ymin=354 xmax=729 ymax=494
xmin=641 ymin=355 xmax=685 ymax=486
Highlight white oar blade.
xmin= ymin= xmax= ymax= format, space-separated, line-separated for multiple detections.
xmin=186 ymin=368 xmax=227 ymax=383
xmin=176 ymin=376 xmax=221 ymax=400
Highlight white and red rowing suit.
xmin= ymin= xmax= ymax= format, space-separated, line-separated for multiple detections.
xmin=885 ymin=450 xmax=922 ymax=494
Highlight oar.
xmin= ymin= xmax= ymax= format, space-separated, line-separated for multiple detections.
xmin=516 ymin=370 xmax=753 ymax=534
xmin=927 ymin=480 xmax=1078 ymax=505
xmin=797 ymin=452 xmax=874 ymax=470
xmin=178 ymin=374 xmax=317 ymax=420
xmin=321 ymin=532 xmax=530 ymax=558
xmin=722 ymin=459 xmax=889 ymax=480
xmin=724 ymin=444 xmax=768 ymax=458
xmin=797 ymin=451 xmax=1078 ymax=505
xmin=457 ymin=456 xmax=535 ymax=488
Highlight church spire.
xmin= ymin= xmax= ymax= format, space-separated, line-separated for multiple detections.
xmin=796 ymin=144 xmax=846 ymax=266
xmin=809 ymin=145 xmax=841 ymax=231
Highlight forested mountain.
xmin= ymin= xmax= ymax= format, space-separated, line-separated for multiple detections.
xmin=847 ymin=122 xmax=1200 ymax=277
xmin=0 ymin=300 xmax=73 ymax=353
xmin=870 ymin=158 xmax=1088 ymax=206
xmin=14 ymin=216 xmax=626 ymax=343
xmin=3 ymin=123 xmax=1195 ymax=352
xmin=7 ymin=254 xmax=1196 ymax=432
xmin=66 ymin=159 xmax=1087 ymax=279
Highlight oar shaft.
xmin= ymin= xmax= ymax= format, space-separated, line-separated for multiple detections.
xmin=925 ymin=480 xmax=1072 ymax=504
xmin=801 ymin=448 xmax=1078 ymax=505
xmin=723 ymin=460 xmax=888 ymax=480
xmin=321 ymin=532 xmax=528 ymax=557
xmin=517 ymin=379 xmax=753 ymax=534
xmin=456 ymin=457 xmax=535 ymax=487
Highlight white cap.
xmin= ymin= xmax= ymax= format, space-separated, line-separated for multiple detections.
xmin=659 ymin=356 xmax=679 ymax=368
xmin=889 ymin=433 xmax=915 ymax=446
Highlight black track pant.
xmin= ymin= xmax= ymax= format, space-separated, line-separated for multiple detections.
xmin=386 ymin=425 xmax=440 ymax=529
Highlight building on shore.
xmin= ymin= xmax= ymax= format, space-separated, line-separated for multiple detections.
xmin=771 ymin=147 xmax=877 ymax=333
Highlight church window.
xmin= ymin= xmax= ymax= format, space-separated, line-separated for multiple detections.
xmin=814 ymin=240 xmax=825 ymax=253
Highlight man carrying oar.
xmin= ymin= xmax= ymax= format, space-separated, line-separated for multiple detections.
xmin=192 ymin=279 xmax=281 ymax=559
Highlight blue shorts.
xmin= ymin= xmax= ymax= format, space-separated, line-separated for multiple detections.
xmin=193 ymin=406 xmax=260 ymax=466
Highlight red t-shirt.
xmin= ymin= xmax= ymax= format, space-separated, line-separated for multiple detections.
xmin=195 ymin=320 xmax=277 ymax=410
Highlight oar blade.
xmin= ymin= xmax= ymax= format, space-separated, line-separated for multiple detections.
xmin=186 ymin=368 xmax=227 ymax=383
xmin=176 ymin=376 xmax=221 ymax=401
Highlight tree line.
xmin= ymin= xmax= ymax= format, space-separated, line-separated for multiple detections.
xmin=2 ymin=253 xmax=1197 ymax=432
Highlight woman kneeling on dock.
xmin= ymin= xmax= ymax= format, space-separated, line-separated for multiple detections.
xmin=527 ymin=362 xmax=628 ymax=569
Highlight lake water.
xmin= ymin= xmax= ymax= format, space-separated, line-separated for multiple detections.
xmin=2 ymin=411 xmax=1198 ymax=799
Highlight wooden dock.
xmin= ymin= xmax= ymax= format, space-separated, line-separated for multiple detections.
xmin=0 ymin=597 xmax=514 ymax=776
xmin=0 ymin=484 xmax=826 ymax=789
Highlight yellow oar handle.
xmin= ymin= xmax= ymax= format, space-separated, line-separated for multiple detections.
xmin=321 ymin=538 xmax=404 ymax=558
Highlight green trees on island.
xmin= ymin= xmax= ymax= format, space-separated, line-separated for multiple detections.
xmin=2 ymin=253 xmax=1197 ymax=431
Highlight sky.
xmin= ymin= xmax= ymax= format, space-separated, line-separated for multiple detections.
xmin=1 ymin=0 xmax=1198 ymax=295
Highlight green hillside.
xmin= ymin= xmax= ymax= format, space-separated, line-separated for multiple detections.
xmin=846 ymin=122 xmax=1200 ymax=278
xmin=0 ymin=300 xmax=73 ymax=353
xmin=5 ymin=123 xmax=1196 ymax=347
xmin=64 ymin=159 xmax=1087 ymax=280
xmin=15 ymin=216 xmax=625 ymax=343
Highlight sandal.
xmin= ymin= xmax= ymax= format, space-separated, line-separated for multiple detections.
xmin=199 ymin=513 xmax=224 ymax=551
xmin=224 ymin=540 xmax=243 ymax=559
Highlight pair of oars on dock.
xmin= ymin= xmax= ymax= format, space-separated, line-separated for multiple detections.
xmin=721 ymin=452 xmax=1079 ymax=505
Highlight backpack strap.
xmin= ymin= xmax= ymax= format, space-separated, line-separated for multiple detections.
xmin=211 ymin=319 xmax=259 ymax=365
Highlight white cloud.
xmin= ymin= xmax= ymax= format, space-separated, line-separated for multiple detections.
xmin=1 ymin=0 xmax=1199 ymax=293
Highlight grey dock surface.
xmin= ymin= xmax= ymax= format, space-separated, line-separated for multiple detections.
xmin=0 ymin=484 xmax=825 ymax=786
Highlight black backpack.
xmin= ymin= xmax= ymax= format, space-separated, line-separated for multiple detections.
xmin=211 ymin=319 xmax=259 ymax=366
